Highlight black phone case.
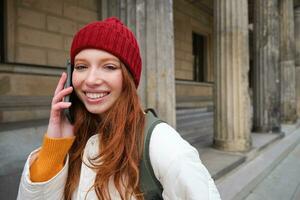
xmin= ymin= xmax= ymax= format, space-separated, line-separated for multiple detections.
xmin=63 ymin=60 xmax=75 ymax=124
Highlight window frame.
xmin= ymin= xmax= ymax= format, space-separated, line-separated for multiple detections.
xmin=192 ymin=32 xmax=208 ymax=83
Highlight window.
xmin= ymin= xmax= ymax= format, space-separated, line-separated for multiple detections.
xmin=192 ymin=32 xmax=207 ymax=82
xmin=0 ymin=0 xmax=4 ymax=63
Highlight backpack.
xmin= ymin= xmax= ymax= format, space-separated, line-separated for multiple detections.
xmin=140 ymin=108 xmax=164 ymax=200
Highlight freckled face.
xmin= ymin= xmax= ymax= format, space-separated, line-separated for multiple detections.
xmin=72 ymin=49 xmax=123 ymax=116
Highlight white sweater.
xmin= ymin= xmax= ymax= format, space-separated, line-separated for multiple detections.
xmin=17 ymin=123 xmax=221 ymax=200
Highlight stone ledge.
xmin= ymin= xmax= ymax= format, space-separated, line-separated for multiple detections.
xmin=176 ymin=79 xmax=214 ymax=87
xmin=198 ymin=147 xmax=246 ymax=180
xmin=215 ymin=120 xmax=300 ymax=200
xmin=176 ymin=95 xmax=213 ymax=102
xmin=0 ymin=118 xmax=48 ymax=132
xmin=0 ymin=63 xmax=63 ymax=76
xmin=192 ymin=122 xmax=299 ymax=197
xmin=0 ymin=95 xmax=52 ymax=111
xmin=176 ymin=101 xmax=213 ymax=109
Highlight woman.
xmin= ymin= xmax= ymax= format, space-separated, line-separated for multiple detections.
xmin=17 ymin=17 xmax=221 ymax=200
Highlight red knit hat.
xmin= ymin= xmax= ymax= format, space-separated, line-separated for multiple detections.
xmin=70 ymin=17 xmax=142 ymax=87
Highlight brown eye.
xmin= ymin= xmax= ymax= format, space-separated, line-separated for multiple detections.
xmin=74 ymin=65 xmax=87 ymax=70
xmin=104 ymin=64 xmax=117 ymax=70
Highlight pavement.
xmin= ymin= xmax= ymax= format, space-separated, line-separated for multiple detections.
xmin=245 ymin=141 xmax=300 ymax=200
xmin=196 ymin=120 xmax=300 ymax=200
xmin=196 ymin=132 xmax=284 ymax=180
xmin=0 ymin=123 xmax=47 ymax=200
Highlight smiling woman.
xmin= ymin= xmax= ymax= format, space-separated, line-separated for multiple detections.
xmin=72 ymin=49 xmax=123 ymax=115
xmin=17 ymin=17 xmax=221 ymax=200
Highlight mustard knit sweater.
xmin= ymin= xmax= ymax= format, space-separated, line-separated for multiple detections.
xmin=30 ymin=134 xmax=75 ymax=182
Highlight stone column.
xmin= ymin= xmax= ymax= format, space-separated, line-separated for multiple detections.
xmin=253 ymin=0 xmax=281 ymax=133
xmin=279 ymin=0 xmax=297 ymax=123
xmin=101 ymin=0 xmax=176 ymax=126
xmin=295 ymin=6 xmax=300 ymax=116
xmin=213 ymin=0 xmax=251 ymax=151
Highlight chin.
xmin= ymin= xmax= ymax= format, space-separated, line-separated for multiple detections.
xmin=85 ymin=105 xmax=110 ymax=116
xmin=86 ymin=108 xmax=106 ymax=115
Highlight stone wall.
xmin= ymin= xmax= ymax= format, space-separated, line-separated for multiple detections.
xmin=1 ymin=0 xmax=99 ymax=123
xmin=0 ymin=70 xmax=58 ymax=122
xmin=6 ymin=0 xmax=98 ymax=67
xmin=173 ymin=0 xmax=213 ymax=108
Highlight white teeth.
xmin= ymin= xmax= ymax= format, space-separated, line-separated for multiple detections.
xmin=85 ymin=92 xmax=108 ymax=99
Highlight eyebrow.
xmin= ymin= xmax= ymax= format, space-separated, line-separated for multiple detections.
xmin=74 ymin=57 xmax=120 ymax=63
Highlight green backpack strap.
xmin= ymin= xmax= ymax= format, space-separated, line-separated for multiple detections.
xmin=140 ymin=108 xmax=164 ymax=200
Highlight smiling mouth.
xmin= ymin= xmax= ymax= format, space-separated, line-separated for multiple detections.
xmin=84 ymin=92 xmax=110 ymax=99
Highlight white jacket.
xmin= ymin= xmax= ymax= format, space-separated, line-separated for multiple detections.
xmin=17 ymin=123 xmax=221 ymax=200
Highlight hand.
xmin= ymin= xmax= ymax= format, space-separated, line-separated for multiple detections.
xmin=47 ymin=72 xmax=74 ymax=138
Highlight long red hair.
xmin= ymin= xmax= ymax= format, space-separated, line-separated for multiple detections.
xmin=64 ymin=63 xmax=145 ymax=200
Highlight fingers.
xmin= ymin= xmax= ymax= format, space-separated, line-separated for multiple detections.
xmin=52 ymin=86 xmax=73 ymax=105
xmin=54 ymin=72 xmax=68 ymax=96
xmin=49 ymin=100 xmax=72 ymax=126
xmin=52 ymin=101 xmax=72 ymax=111
xmin=48 ymin=72 xmax=74 ymax=139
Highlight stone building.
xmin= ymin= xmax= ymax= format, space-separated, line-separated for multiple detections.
xmin=0 ymin=0 xmax=300 ymax=198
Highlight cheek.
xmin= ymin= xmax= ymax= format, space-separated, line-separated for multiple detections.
xmin=72 ymin=72 xmax=81 ymax=89
xmin=114 ymin=74 xmax=123 ymax=92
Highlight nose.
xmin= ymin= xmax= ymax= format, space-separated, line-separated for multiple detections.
xmin=85 ymin=67 xmax=103 ymax=87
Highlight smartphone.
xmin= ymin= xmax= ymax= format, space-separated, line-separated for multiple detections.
xmin=63 ymin=59 xmax=75 ymax=124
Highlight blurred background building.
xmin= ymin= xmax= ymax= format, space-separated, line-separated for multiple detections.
xmin=1 ymin=0 xmax=300 ymax=199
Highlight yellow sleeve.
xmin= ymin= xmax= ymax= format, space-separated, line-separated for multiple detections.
xmin=30 ymin=134 xmax=75 ymax=182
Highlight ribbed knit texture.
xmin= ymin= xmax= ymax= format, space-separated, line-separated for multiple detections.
xmin=70 ymin=17 xmax=142 ymax=87
xmin=30 ymin=134 xmax=75 ymax=182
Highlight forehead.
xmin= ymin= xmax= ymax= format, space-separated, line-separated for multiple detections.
xmin=74 ymin=49 xmax=120 ymax=63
